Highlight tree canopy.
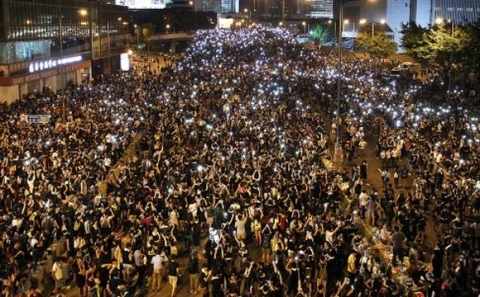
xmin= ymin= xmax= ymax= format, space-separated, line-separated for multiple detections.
xmin=355 ymin=27 xmax=398 ymax=59
xmin=309 ymin=23 xmax=334 ymax=45
xmin=400 ymin=21 xmax=479 ymax=82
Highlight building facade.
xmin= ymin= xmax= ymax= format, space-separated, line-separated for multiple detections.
xmin=0 ymin=0 xmax=129 ymax=103
xmin=340 ymin=0 xmax=480 ymax=52
xmin=306 ymin=0 xmax=333 ymax=19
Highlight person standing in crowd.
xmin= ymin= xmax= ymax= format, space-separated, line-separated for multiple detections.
xmin=198 ymin=264 xmax=211 ymax=297
xmin=150 ymin=248 xmax=164 ymax=292
xmin=347 ymin=250 xmax=357 ymax=282
xmin=188 ymin=252 xmax=200 ymax=294
xmin=391 ymin=226 xmax=407 ymax=267
xmin=52 ymin=257 xmax=65 ymax=294
xmin=167 ymin=256 xmax=180 ymax=297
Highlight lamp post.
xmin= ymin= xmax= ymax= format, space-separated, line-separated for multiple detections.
xmin=302 ymin=21 xmax=307 ymax=34
xmin=134 ymin=24 xmax=140 ymax=49
xmin=328 ymin=19 xmax=337 ymax=46
xmin=106 ymin=21 xmax=111 ymax=74
xmin=335 ymin=0 xmax=375 ymax=157
xmin=244 ymin=8 xmax=251 ymax=24
xmin=78 ymin=8 xmax=93 ymax=83
xmin=189 ymin=1 xmax=197 ymax=30
xmin=335 ymin=1 xmax=343 ymax=155
xmin=59 ymin=15 xmax=66 ymax=123
xmin=360 ymin=18 xmax=386 ymax=38
xmin=435 ymin=18 xmax=455 ymax=99
xmin=166 ymin=24 xmax=170 ymax=34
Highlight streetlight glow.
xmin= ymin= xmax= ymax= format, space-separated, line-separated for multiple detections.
xmin=435 ymin=18 xmax=444 ymax=25
xmin=380 ymin=18 xmax=386 ymax=24
xmin=359 ymin=19 xmax=367 ymax=25
xmin=79 ymin=9 xmax=88 ymax=16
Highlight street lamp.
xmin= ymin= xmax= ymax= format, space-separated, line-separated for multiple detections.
xmin=244 ymin=8 xmax=251 ymax=23
xmin=58 ymin=14 xmax=65 ymax=122
xmin=279 ymin=21 xmax=283 ymax=27
xmin=335 ymin=0 xmax=376 ymax=158
xmin=189 ymin=1 xmax=198 ymax=30
xmin=360 ymin=18 xmax=386 ymax=37
xmin=328 ymin=19 xmax=337 ymax=46
xmin=302 ymin=21 xmax=307 ymax=34
xmin=166 ymin=24 xmax=170 ymax=34
xmin=437 ymin=18 xmax=455 ymax=99
xmin=78 ymin=8 xmax=93 ymax=83
xmin=134 ymin=24 xmax=140 ymax=49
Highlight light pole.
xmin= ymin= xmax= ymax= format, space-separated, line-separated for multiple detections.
xmin=78 ymin=8 xmax=93 ymax=83
xmin=435 ymin=18 xmax=455 ymax=99
xmin=302 ymin=21 xmax=306 ymax=34
xmin=328 ymin=19 xmax=337 ymax=46
xmin=134 ymin=24 xmax=140 ymax=49
xmin=335 ymin=1 xmax=343 ymax=155
xmin=335 ymin=0 xmax=375 ymax=157
xmin=166 ymin=24 xmax=170 ymax=34
xmin=360 ymin=19 xmax=375 ymax=38
xmin=189 ymin=1 xmax=197 ymax=30
xmin=59 ymin=15 xmax=66 ymax=123
xmin=107 ymin=21 xmax=111 ymax=74
xmin=244 ymin=8 xmax=251 ymax=24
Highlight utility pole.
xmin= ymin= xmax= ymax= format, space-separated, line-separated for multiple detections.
xmin=59 ymin=15 xmax=66 ymax=123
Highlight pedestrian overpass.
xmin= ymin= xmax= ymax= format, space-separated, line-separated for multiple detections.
xmin=146 ymin=33 xmax=196 ymax=52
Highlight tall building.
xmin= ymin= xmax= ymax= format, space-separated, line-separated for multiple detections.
xmin=200 ymin=0 xmax=222 ymax=13
xmin=221 ymin=0 xmax=239 ymax=13
xmin=0 ymin=0 xmax=129 ymax=103
xmin=306 ymin=0 xmax=333 ymax=19
xmin=386 ymin=0 xmax=410 ymax=47
xmin=418 ymin=0 xmax=480 ymax=25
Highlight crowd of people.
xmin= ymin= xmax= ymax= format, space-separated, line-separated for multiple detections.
xmin=0 ymin=25 xmax=479 ymax=297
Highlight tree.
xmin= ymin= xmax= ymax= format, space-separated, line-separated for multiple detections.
xmin=462 ymin=22 xmax=480 ymax=84
xmin=400 ymin=22 xmax=428 ymax=60
xmin=309 ymin=24 xmax=333 ymax=45
xmin=404 ymin=22 xmax=468 ymax=82
xmin=355 ymin=29 xmax=397 ymax=60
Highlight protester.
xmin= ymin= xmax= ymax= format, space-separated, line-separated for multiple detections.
xmin=1 ymin=26 xmax=480 ymax=297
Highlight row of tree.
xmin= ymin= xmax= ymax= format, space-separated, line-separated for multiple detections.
xmin=308 ymin=20 xmax=480 ymax=87
xmin=400 ymin=21 xmax=480 ymax=85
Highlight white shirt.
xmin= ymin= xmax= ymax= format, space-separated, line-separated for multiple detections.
xmin=325 ymin=230 xmax=335 ymax=244
xmin=151 ymin=254 xmax=163 ymax=270
xmin=52 ymin=261 xmax=63 ymax=280
xmin=30 ymin=238 xmax=38 ymax=248
xmin=359 ymin=192 xmax=369 ymax=207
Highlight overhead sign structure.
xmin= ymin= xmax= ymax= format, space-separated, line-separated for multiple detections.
xmin=116 ymin=0 xmax=166 ymax=9
xmin=28 ymin=55 xmax=83 ymax=74
xmin=26 ymin=115 xmax=50 ymax=124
